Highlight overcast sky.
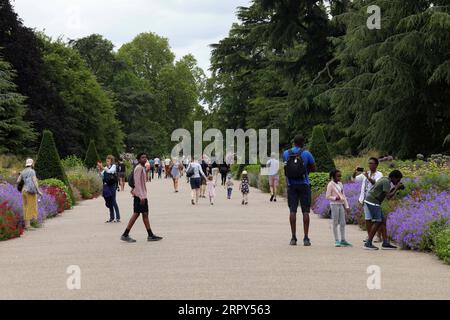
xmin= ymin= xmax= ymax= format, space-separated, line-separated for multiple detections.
xmin=12 ymin=0 xmax=251 ymax=73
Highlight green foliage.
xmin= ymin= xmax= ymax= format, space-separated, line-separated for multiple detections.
xmin=61 ymin=155 xmax=84 ymax=169
xmin=35 ymin=130 xmax=70 ymax=187
xmin=309 ymin=126 xmax=336 ymax=173
xmin=0 ymin=57 xmax=36 ymax=154
xmin=433 ymin=227 xmax=450 ymax=265
xmin=309 ymin=172 xmax=330 ymax=195
xmin=39 ymin=35 xmax=124 ymax=157
xmin=84 ymin=140 xmax=101 ymax=169
xmin=65 ymin=166 xmax=103 ymax=199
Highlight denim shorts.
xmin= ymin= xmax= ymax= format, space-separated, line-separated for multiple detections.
xmin=364 ymin=202 xmax=384 ymax=222
xmin=287 ymin=184 xmax=311 ymax=214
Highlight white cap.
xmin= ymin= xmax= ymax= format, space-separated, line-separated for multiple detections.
xmin=242 ymin=171 xmax=248 ymax=175
xmin=25 ymin=159 xmax=34 ymax=167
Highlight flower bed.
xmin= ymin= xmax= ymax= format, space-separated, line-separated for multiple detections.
xmin=0 ymin=183 xmax=59 ymax=241
xmin=387 ymin=191 xmax=450 ymax=251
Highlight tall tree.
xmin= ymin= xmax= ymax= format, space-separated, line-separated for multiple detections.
xmin=0 ymin=0 xmax=75 ymax=155
xmin=0 ymin=57 xmax=35 ymax=154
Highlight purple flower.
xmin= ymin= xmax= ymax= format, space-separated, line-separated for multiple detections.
xmin=387 ymin=191 xmax=450 ymax=250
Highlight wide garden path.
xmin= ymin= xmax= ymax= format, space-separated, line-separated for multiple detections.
xmin=1 ymin=177 xmax=449 ymax=300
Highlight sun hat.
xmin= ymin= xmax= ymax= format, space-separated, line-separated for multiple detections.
xmin=25 ymin=159 xmax=34 ymax=167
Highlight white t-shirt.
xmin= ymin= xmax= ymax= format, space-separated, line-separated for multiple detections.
xmin=266 ymin=158 xmax=280 ymax=176
xmin=154 ymin=158 xmax=160 ymax=165
xmin=187 ymin=162 xmax=206 ymax=179
xmin=164 ymin=159 xmax=171 ymax=166
xmin=353 ymin=171 xmax=383 ymax=204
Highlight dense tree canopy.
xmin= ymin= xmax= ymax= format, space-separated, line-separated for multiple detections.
xmin=208 ymin=0 xmax=450 ymax=158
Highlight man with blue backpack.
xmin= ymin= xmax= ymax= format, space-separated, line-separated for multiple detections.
xmin=283 ymin=135 xmax=317 ymax=247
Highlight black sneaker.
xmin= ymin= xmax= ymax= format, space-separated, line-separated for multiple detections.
xmin=191 ymin=200 xmax=195 ymax=205
xmin=121 ymin=235 xmax=136 ymax=243
xmin=381 ymin=243 xmax=397 ymax=250
xmin=270 ymin=195 xmax=274 ymax=202
xmin=274 ymin=198 xmax=277 ymax=202
xmin=303 ymin=238 xmax=312 ymax=247
xmin=105 ymin=220 xmax=114 ymax=223
xmin=148 ymin=235 xmax=163 ymax=242
xmin=364 ymin=242 xmax=379 ymax=250
xmin=290 ymin=238 xmax=298 ymax=246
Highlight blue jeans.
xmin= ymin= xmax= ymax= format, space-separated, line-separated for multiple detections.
xmin=109 ymin=185 xmax=120 ymax=221
xmin=227 ymin=188 xmax=233 ymax=199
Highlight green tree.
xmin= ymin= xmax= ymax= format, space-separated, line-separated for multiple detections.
xmin=35 ymin=130 xmax=69 ymax=184
xmin=0 ymin=57 xmax=36 ymax=154
xmin=40 ymin=35 xmax=124 ymax=156
xmin=0 ymin=0 xmax=76 ymax=156
xmin=118 ymin=32 xmax=175 ymax=84
xmin=309 ymin=126 xmax=335 ymax=173
xmin=84 ymin=140 xmax=101 ymax=169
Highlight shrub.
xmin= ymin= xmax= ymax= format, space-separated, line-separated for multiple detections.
xmin=40 ymin=179 xmax=73 ymax=208
xmin=65 ymin=166 xmax=102 ymax=199
xmin=37 ymin=192 xmax=59 ymax=223
xmin=0 ymin=182 xmax=23 ymax=216
xmin=434 ymin=227 xmax=450 ymax=264
xmin=35 ymin=130 xmax=69 ymax=184
xmin=0 ymin=201 xmax=23 ymax=241
xmin=309 ymin=125 xmax=335 ymax=173
xmin=70 ymin=185 xmax=82 ymax=203
xmin=84 ymin=140 xmax=101 ymax=169
xmin=310 ymin=172 xmax=330 ymax=196
xmin=61 ymin=155 xmax=84 ymax=169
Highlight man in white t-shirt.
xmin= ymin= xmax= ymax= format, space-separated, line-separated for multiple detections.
xmin=352 ymin=157 xmax=383 ymax=242
xmin=266 ymin=153 xmax=280 ymax=202
xmin=164 ymin=158 xmax=171 ymax=179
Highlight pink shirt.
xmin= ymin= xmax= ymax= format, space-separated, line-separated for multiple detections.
xmin=132 ymin=165 xmax=147 ymax=200
xmin=326 ymin=181 xmax=349 ymax=209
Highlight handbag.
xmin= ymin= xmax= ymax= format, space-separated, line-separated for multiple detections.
xmin=186 ymin=166 xmax=195 ymax=178
xmin=17 ymin=179 xmax=24 ymax=192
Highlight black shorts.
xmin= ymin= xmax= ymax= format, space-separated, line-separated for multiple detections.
xmin=190 ymin=177 xmax=201 ymax=189
xmin=287 ymin=184 xmax=312 ymax=214
xmin=133 ymin=197 xmax=149 ymax=214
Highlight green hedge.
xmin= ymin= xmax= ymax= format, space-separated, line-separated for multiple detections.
xmin=84 ymin=140 xmax=101 ymax=169
xmin=434 ymin=227 xmax=450 ymax=264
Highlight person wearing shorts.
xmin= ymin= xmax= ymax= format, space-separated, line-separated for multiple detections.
xmin=363 ymin=171 xmax=404 ymax=251
xmin=267 ymin=153 xmax=280 ymax=202
xmin=283 ymin=135 xmax=316 ymax=247
xmin=186 ymin=159 xmax=206 ymax=205
xmin=121 ymin=153 xmax=163 ymax=243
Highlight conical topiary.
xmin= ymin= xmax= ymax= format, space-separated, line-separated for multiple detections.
xmin=84 ymin=140 xmax=101 ymax=169
xmin=309 ymin=125 xmax=336 ymax=173
xmin=35 ymin=130 xmax=70 ymax=184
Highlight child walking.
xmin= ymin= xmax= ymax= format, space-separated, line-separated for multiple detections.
xmin=326 ymin=169 xmax=352 ymax=247
xmin=226 ymin=174 xmax=234 ymax=199
xmin=206 ymin=175 xmax=216 ymax=205
xmin=239 ymin=171 xmax=250 ymax=205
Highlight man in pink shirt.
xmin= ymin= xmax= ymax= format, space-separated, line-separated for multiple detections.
xmin=121 ymin=153 xmax=163 ymax=243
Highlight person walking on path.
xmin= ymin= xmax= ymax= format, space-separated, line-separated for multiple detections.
xmin=102 ymin=155 xmax=121 ymax=223
xmin=121 ymin=153 xmax=163 ymax=243
xmin=117 ymin=158 xmax=126 ymax=192
xmin=219 ymin=162 xmax=230 ymax=186
xmin=171 ymin=160 xmax=181 ymax=193
xmin=200 ymin=158 xmax=209 ymax=198
xmin=283 ymin=134 xmax=317 ymax=247
xmin=164 ymin=158 xmax=171 ymax=179
xmin=326 ymin=170 xmax=352 ymax=248
xmin=186 ymin=159 xmax=207 ymax=205
xmin=211 ymin=159 xmax=220 ymax=184
xmin=149 ymin=158 xmax=155 ymax=180
xmin=363 ymin=170 xmax=404 ymax=251
xmin=17 ymin=159 xmax=43 ymax=230
xmin=266 ymin=153 xmax=280 ymax=202
xmin=206 ymin=176 xmax=216 ymax=205
xmin=154 ymin=157 xmax=161 ymax=179
xmin=239 ymin=171 xmax=250 ymax=205
xmin=352 ymin=157 xmax=384 ymax=243
xmin=226 ymin=174 xmax=234 ymax=200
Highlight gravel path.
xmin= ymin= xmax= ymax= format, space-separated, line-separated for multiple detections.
xmin=1 ymin=178 xmax=449 ymax=300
